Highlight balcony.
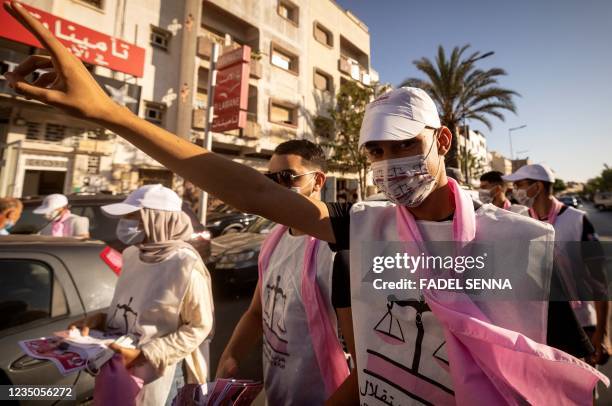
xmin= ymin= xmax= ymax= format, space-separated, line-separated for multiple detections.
xmin=338 ymin=56 xmax=351 ymax=75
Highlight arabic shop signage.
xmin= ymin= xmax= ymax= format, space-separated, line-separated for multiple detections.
xmin=0 ymin=3 xmax=145 ymax=77
xmin=0 ymin=48 xmax=141 ymax=114
xmin=211 ymin=46 xmax=251 ymax=133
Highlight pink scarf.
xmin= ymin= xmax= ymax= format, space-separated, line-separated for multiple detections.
xmin=529 ymin=197 xmax=564 ymax=225
xmin=51 ymin=210 xmax=71 ymax=237
xmin=395 ymin=177 xmax=608 ymax=405
xmin=502 ymin=199 xmax=511 ymax=210
xmin=258 ymin=225 xmax=349 ymax=398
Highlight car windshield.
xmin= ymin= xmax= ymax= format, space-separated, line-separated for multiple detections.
xmin=12 ymin=199 xmax=204 ymax=240
xmin=245 ymin=217 xmax=274 ymax=234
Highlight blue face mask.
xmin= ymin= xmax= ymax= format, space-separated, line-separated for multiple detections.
xmin=116 ymin=219 xmax=145 ymax=245
xmin=2 ymin=219 xmax=15 ymax=233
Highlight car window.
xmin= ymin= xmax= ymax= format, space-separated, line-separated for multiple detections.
xmin=0 ymin=260 xmax=67 ymax=331
xmin=11 ymin=206 xmax=49 ymax=234
xmin=71 ymin=205 xmax=118 ymax=242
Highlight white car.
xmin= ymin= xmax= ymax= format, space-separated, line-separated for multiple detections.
xmin=594 ymin=192 xmax=612 ymax=210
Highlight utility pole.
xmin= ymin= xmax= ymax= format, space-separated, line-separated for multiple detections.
xmin=198 ymin=42 xmax=220 ymax=225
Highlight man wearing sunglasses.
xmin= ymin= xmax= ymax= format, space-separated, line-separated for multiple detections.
xmin=3 ymin=4 xmax=606 ymax=402
xmin=216 ymin=140 xmax=349 ymax=405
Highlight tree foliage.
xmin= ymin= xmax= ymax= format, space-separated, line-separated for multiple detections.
xmin=401 ymin=44 xmax=518 ymax=169
xmin=322 ymin=80 xmax=376 ymax=199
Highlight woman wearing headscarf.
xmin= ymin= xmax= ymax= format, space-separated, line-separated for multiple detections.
xmin=70 ymin=184 xmax=214 ymax=405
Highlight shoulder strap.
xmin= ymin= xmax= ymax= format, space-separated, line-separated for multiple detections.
xmin=257 ymin=224 xmax=287 ymax=282
xmin=301 ymin=238 xmax=349 ymax=397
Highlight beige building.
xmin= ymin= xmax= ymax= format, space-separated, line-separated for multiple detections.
xmin=192 ymin=0 xmax=374 ymax=201
xmin=488 ymin=150 xmax=513 ymax=175
xmin=0 ymin=0 xmax=193 ymax=197
xmin=457 ymin=129 xmax=490 ymax=185
xmin=0 ymin=0 xmax=374 ymax=202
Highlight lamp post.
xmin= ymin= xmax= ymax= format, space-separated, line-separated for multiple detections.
xmin=508 ymin=124 xmax=527 ymax=160
xmin=461 ymin=51 xmax=494 ymax=184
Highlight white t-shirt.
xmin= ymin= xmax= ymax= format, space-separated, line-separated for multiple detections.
xmin=261 ymin=230 xmax=336 ymax=406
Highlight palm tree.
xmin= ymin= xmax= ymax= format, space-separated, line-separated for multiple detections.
xmin=400 ymin=45 xmax=518 ymax=169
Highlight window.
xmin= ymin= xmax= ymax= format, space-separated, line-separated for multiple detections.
xmin=150 ymin=25 xmax=171 ymax=51
xmin=76 ymin=0 xmax=104 ymax=9
xmin=278 ymin=1 xmax=299 ymax=26
xmin=25 ymin=121 xmax=42 ymax=140
xmin=0 ymin=260 xmax=54 ymax=331
xmin=271 ymin=43 xmax=299 ymax=74
xmin=44 ymin=123 xmax=66 ymax=142
xmin=144 ymin=101 xmax=165 ymax=126
xmin=313 ymin=22 xmax=333 ymax=47
xmin=269 ymin=100 xmax=298 ymax=127
xmin=314 ymin=69 xmax=333 ymax=92
xmin=87 ymin=155 xmax=100 ymax=175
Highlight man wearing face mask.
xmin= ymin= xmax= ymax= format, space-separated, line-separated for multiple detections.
xmin=5 ymin=15 xmax=607 ymax=403
xmin=504 ymin=164 xmax=611 ymax=368
xmin=69 ymin=184 xmax=214 ymax=405
xmin=34 ymin=194 xmax=90 ymax=238
xmin=0 ymin=197 xmax=23 ymax=235
xmin=216 ymin=140 xmax=349 ymax=406
xmin=478 ymin=170 xmax=528 ymax=215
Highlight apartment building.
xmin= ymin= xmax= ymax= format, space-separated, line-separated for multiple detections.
xmin=489 ymin=150 xmax=513 ymax=176
xmin=0 ymin=0 xmax=374 ymax=200
xmin=0 ymin=0 xmax=196 ymax=197
xmin=456 ymin=128 xmax=490 ymax=184
xmin=192 ymin=0 xmax=375 ymax=200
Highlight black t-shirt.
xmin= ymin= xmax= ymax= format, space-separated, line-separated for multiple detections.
xmin=326 ymin=202 xmax=354 ymax=252
xmin=332 ymin=250 xmax=351 ymax=308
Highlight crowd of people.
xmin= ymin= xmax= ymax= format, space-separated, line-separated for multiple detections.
xmin=0 ymin=2 xmax=611 ymax=405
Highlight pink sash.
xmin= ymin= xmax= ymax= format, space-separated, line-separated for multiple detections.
xmin=51 ymin=210 xmax=71 ymax=236
xmin=258 ymin=225 xmax=349 ymax=398
xmin=529 ymin=197 xmax=564 ymax=225
xmin=396 ymin=177 xmax=608 ymax=405
xmin=502 ymin=199 xmax=511 ymax=210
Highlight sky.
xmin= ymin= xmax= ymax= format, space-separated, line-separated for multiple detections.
xmin=336 ymin=0 xmax=612 ymax=182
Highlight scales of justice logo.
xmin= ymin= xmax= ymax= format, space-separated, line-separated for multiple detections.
xmin=262 ymin=274 xmax=290 ymax=357
xmin=361 ymin=294 xmax=454 ymax=403
xmin=107 ymin=297 xmax=140 ymax=336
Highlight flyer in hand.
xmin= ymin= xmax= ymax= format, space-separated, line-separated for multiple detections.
xmin=172 ymin=379 xmax=263 ymax=406
xmin=18 ymin=329 xmax=133 ymax=375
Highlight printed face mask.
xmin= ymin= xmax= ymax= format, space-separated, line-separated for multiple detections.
xmin=2 ymin=219 xmax=14 ymax=232
xmin=370 ymin=136 xmax=440 ymax=207
xmin=116 ymin=218 xmax=145 ymax=245
xmin=513 ymin=183 xmax=538 ymax=207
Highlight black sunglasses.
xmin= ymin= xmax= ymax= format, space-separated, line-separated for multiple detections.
xmin=264 ymin=170 xmax=317 ymax=186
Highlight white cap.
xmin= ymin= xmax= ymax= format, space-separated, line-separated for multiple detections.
xmin=502 ymin=164 xmax=555 ymax=183
xmin=101 ymin=184 xmax=182 ymax=217
xmin=359 ymin=87 xmax=441 ymax=147
xmin=33 ymin=194 xmax=69 ymax=214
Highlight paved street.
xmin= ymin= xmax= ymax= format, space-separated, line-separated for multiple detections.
xmin=583 ymin=202 xmax=612 ymax=240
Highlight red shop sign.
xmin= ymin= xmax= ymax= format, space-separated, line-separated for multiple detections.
xmin=212 ymin=46 xmax=251 ymax=132
xmin=0 ymin=2 xmax=145 ymax=77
